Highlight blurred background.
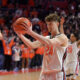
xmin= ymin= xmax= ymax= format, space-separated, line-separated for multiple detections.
xmin=0 ymin=0 xmax=80 ymax=72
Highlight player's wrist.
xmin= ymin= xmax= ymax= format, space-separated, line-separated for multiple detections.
xmin=60 ymin=24 xmax=63 ymax=26
xmin=26 ymin=29 xmax=33 ymax=35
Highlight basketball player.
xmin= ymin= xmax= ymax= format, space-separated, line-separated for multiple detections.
xmin=15 ymin=14 xmax=68 ymax=80
xmin=64 ymin=34 xmax=80 ymax=80
xmin=60 ymin=18 xmax=80 ymax=80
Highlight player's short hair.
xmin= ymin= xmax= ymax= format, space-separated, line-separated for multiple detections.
xmin=45 ymin=13 xmax=60 ymax=22
xmin=71 ymin=32 xmax=79 ymax=40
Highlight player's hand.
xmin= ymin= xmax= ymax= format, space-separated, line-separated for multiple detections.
xmin=0 ymin=31 xmax=3 ymax=40
xmin=26 ymin=24 xmax=32 ymax=35
xmin=60 ymin=17 xmax=65 ymax=25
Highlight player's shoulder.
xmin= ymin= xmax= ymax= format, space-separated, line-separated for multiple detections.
xmin=55 ymin=33 xmax=65 ymax=37
xmin=73 ymin=41 xmax=77 ymax=44
xmin=56 ymin=33 xmax=68 ymax=40
xmin=57 ymin=34 xmax=68 ymax=47
xmin=60 ymin=33 xmax=67 ymax=37
xmin=73 ymin=41 xmax=78 ymax=48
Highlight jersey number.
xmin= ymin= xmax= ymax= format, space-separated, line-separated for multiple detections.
xmin=67 ymin=46 xmax=72 ymax=54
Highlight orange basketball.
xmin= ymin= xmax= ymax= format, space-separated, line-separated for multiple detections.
xmin=12 ymin=17 xmax=31 ymax=34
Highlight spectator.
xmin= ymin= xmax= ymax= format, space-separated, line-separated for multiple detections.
xmin=12 ymin=42 xmax=21 ymax=71
xmin=21 ymin=44 xmax=29 ymax=71
xmin=2 ymin=33 xmax=15 ymax=71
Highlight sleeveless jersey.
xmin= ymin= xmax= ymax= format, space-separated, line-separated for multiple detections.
xmin=40 ymin=34 xmax=67 ymax=80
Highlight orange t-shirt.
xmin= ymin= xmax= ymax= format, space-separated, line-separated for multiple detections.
xmin=21 ymin=44 xmax=30 ymax=58
xmin=21 ymin=45 xmax=35 ymax=59
xmin=2 ymin=39 xmax=15 ymax=55
xmin=29 ymin=49 xmax=35 ymax=59
xmin=22 ymin=48 xmax=30 ymax=58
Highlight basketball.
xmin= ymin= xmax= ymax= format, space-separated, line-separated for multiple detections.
xmin=12 ymin=17 xmax=32 ymax=34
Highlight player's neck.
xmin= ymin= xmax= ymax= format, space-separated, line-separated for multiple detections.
xmin=71 ymin=40 xmax=76 ymax=43
xmin=51 ymin=30 xmax=60 ymax=38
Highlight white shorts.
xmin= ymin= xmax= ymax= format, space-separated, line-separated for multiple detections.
xmin=66 ymin=74 xmax=77 ymax=80
xmin=39 ymin=71 xmax=63 ymax=80
xmin=57 ymin=72 xmax=63 ymax=80
xmin=65 ymin=61 xmax=77 ymax=75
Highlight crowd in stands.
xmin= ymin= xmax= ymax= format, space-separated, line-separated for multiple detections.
xmin=0 ymin=0 xmax=80 ymax=72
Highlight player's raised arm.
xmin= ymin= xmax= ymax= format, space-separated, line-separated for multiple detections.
xmin=0 ymin=31 xmax=3 ymax=40
xmin=60 ymin=17 xmax=65 ymax=34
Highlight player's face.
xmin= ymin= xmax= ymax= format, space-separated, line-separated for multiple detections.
xmin=70 ymin=34 xmax=76 ymax=42
xmin=46 ymin=21 xmax=58 ymax=33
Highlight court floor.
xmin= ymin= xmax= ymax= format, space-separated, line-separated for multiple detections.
xmin=0 ymin=71 xmax=40 ymax=80
xmin=0 ymin=70 xmax=80 ymax=80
